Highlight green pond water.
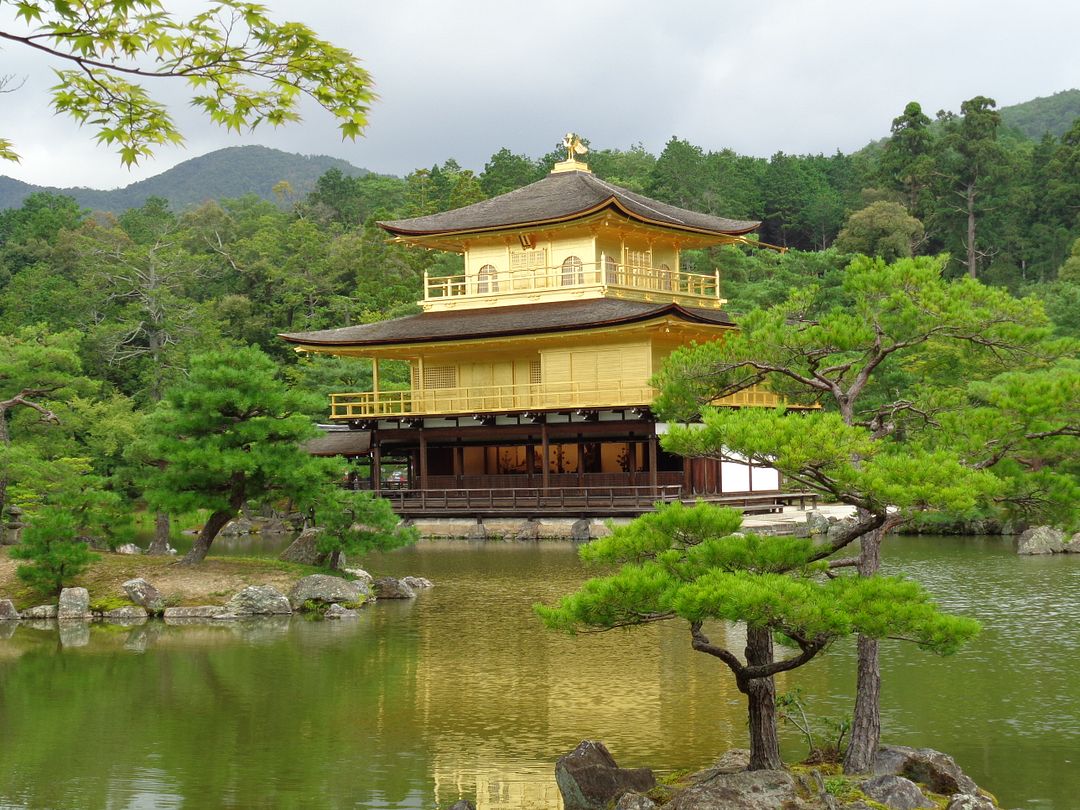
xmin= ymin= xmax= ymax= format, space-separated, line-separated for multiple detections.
xmin=0 ymin=534 xmax=1076 ymax=809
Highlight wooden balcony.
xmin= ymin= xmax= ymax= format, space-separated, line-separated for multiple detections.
xmin=423 ymin=260 xmax=725 ymax=311
xmin=329 ymin=382 xmax=782 ymax=420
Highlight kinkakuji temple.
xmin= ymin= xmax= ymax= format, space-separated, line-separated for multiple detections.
xmin=281 ymin=135 xmax=809 ymax=517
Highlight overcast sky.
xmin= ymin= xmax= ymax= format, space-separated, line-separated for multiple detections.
xmin=2 ymin=0 xmax=1078 ymax=189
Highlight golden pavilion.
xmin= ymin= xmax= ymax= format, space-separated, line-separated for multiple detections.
xmin=281 ymin=136 xmax=797 ymax=516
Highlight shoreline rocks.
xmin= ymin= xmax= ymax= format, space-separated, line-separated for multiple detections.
xmin=1016 ymin=525 xmax=1080 ymax=555
xmin=555 ymin=741 xmax=655 ymax=810
xmin=288 ymin=573 xmax=369 ymax=610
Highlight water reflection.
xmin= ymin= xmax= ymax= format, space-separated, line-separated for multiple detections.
xmin=0 ymin=536 xmax=1077 ymax=809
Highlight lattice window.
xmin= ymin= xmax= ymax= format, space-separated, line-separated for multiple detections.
xmin=422 ymin=365 xmax=457 ymax=390
xmin=561 ymin=255 xmax=583 ymax=286
xmin=659 ymin=262 xmax=672 ymax=290
xmin=529 ymin=360 xmax=541 ymax=385
xmin=605 ymin=254 xmax=618 ymax=284
xmin=476 ymin=264 xmax=499 ymax=294
xmin=510 ymin=248 xmax=547 ymax=273
xmin=624 ymin=248 xmax=651 ymax=270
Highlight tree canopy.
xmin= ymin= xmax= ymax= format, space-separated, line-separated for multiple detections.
xmin=0 ymin=0 xmax=374 ymax=164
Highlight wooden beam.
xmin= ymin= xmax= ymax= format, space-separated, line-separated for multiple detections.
xmin=372 ymin=434 xmax=382 ymax=493
xmin=541 ymin=422 xmax=550 ymax=494
xmin=648 ymin=434 xmax=658 ymax=497
xmin=419 ymin=428 xmax=429 ymax=491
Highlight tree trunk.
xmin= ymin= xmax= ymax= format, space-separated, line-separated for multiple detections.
xmin=844 ymin=528 xmax=884 ymax=773
xmin=146 ymin=511 xmax=171 ymax=555
xmin=966 ymin=182 xmax=977 ymax=279
xmin=181 ymin=508 xmax=234 ymax=565
xmin=0 ymin=406 xmax=9 ymax=545
xmin=745 ymin=626 xmax=783 ymax=770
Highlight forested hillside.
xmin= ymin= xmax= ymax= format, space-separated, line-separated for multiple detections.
xmin=0 ymin=146 xmax=370 ymax=212
xmin=0 ymin=91 xmax=1076 ymax=551
xmin=1000 ymin=89 xmax=1080 ymax=139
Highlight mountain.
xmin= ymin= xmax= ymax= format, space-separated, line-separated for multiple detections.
xmin=0 ymin=145 xmax=371 ymax=212
xmin=999 ymin=89 xmax=1080 ymax=139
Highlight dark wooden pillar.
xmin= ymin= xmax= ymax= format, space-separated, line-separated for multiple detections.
xmin=526 ymin=443 xmax=535 ymax=487
xmin=576 ymin=440 xmax=584 ymax=488
xmin=418 ymin=428 xmax=429 ymax=492
xmin=648 ymin=433 xmax=658 ymax=497
xmin=683 ymin=455 xmax=692 ymax=495
xmin=453 ymin=444 xmax=463 ymax=484
xmin=627 ymin=441 xmax=636 ymax=486
xmin=541 ymin=422 xmax=550 ymax=494
xmin=372 ymin=432 xmax=382 ymax=493
xmin=748 ymin=458 xmax=754 ymax=493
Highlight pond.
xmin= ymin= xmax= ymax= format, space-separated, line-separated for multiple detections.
xmin=0 ymin=535 xmax=1076 ymax=809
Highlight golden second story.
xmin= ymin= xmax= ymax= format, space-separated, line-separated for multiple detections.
xmin=379 ymin=151 xmax=759 ymax=314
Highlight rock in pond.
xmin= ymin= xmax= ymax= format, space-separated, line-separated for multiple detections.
xmin=58 ymin=587 xmax=92 ymax=620
xmin=373 ymin=577 xmax=416 ymax=599
xmin=515 ymin=518 xmax=542 ymax=541
xmin=1064 ymin=531 xmax=1080 ymax=554
xmin=945 ymin=795 xmax=996 ymax=810
xmin=664 ymin=769 xmax=814 ymax=810
xmin=805 ymin=510 xmax=831 ymax=535
xmin=224 ymin=585 xmax=292 ymax=615
xmin=555 ymin=741 xmax=656 ymax=810
xmin=279 ymin=527 xmax=332 ymax=567
xmin=163 ymin=606 xmax=229 ymax=621
xmin=873 ymin=745 xmax=978 ymax=796
xmin=0 ymin=598 xmax=19 ymax=621
xmin=102 ymin=605 xmax=148 ymax=622
xmin=570 ymin=519 xmax=592 ymax=543
xmin=860 ymin=774 xmax=935 ymax=809
xmin=288 ymin=574 xmax=369 ymax=610
xmin=324 ymin=603 xmax=360 ymax=619
xmin=122 ymin=578 xmax=165 ymax=613
xmin=21 ymin=604 xmax=57 ymax=619
xmin=344 ymin=567 xmax=374 ymax=589
xmin=401 ymin=575 xmax=433 ymax=590
xmin=448 ymin=802 xmax=476 ymax=810
xmin=1016 ymin=525 xmax=1066 ymax=555
xmin=614 ymin=794 xmax=658 ymax=810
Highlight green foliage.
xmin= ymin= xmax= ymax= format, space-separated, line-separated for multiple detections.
xmin=314 ymin=489 xmax=419 ymax=560
xmin=2 ymin=1 xmax=374 ymax=165
xmin=833 ymin=201 xmax=924 ymax=261
xmin=143 ymin=346 xmax=339 ymax=518
xmin=11 ymin=510 xmax=99 ymax=595
xmin=1000 ymin=89 xmax=1080 ymax=139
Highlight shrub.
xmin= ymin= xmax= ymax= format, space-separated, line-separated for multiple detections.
xmin=10 ymin=511 xmax=99 ymax=595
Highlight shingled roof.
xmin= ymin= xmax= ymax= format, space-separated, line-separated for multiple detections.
xmin=379 ymin=170 xmax=759 ymax=238
xmin=280 ymin=299 xmax=733 ymax=348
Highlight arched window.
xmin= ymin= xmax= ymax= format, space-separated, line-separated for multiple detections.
xmin=605 ymin=254 xmax=618 ymax=285
xmin=561 ymin=255 xmax=583 ymax=286
xmin=477 ymin=264 xmax=499 ymax=294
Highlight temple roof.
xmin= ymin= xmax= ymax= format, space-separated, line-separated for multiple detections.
xmin=379 ymin=170 xmax=759 ymax=239
xmin=280 ymin=299 xmax=734 ymax=348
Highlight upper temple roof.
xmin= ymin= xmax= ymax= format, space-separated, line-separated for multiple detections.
xmin=379 ymin=170 xmax=760 ymax=239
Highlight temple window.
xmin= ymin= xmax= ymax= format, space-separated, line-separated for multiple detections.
xmin=477 ymin=264 xmax=499 ymax=294
xmin=605 ymin=254 xmax=618 ymax=284
xmin=561 ymin=255 xmax=584 ymax=286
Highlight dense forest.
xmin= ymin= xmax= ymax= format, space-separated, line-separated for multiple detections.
xmin=0 ymin=93 xmax=1077 ymax=545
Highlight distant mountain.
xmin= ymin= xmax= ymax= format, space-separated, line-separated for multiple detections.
xmin=999 ymin=89 xmax=1080 ymax=139
xmin=0 ymin=145 xmax=371 ymax=212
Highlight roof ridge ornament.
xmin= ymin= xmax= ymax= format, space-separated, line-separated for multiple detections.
xmin=551 ymin=132 xmax=591 ymax=174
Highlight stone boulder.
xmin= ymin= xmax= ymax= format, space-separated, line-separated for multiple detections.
xmin=221 ymin=516 xmax=256 ymax=536
xmin=515 ymin=518 xmax=542 ymax=541
xmin=102 ymin=606 xmax=148 ymax=622
xmin=664 ymin=770 xmax=815 ymax=810
xmin=163 ymin=606 xmax=228 ymax=620
xmin=344 ymin=567 xmax=375 ymax=589
xmin=115 ymin=543 xmax=142 ymax=555
xmin=614 ymin=794 xmax=658 ymax=810
xmin=401 ymin=576 xmax=433 ymax=589
xmin=685 ymin=749 xmax=750 ymax=785
xmin=373 ymin=577 xmax=416 ymax=599
xmin=58 ymin=587 xmax=92 ymax=620
xmin=945 ymin=795 xmax=996 ymax=810
xmin=279 ymin=528 xmax=332 ymax=567
xmin=0 ymin=599 xmax=19 ymax=621
xmin=555 ymin=741 xmax=656 ymax=810
xmin=571 ymin=519 xmax=592 ymax=543
xmin=874 ymin=746 xmax=978 ymax=796
xmin=288 ymin=574 xmax=369 ymax=610
xmin=1064 ymin=532 xmax=1080 ymax=553
xmin=123 ymin=578 xmax=165 ymax=613
xmin=21 ymin=604 xmax=57 ymax=619
xmin=805 ymin=511 xmax=831 ymax=535
xmin=860 ymin=775 xmax=934 ymax=809
xmin=467 ymin=522 xmax=488 ymax=541
xmin=224 ymin=585 xmax=292 ymax=615
xmin=324 ymin=603 xmax=360 ymax=619
xmin=1016 ymin=525 xmax=1066 ymax=555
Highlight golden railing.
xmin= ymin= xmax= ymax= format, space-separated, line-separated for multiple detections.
xmin=424 ymin=261 xmax=724 ymax=304
xmin=329 ymin=382 xmax=781 ymax=419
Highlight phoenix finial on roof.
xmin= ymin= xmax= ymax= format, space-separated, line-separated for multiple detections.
xmin=563 ymin=132 xmax=589 ymax=161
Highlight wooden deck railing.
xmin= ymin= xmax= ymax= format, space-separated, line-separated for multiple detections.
xmin=380 ymin=484 xmax=684 ymax=514
xmin=424 ymin=260 xmax=724 ymax=306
